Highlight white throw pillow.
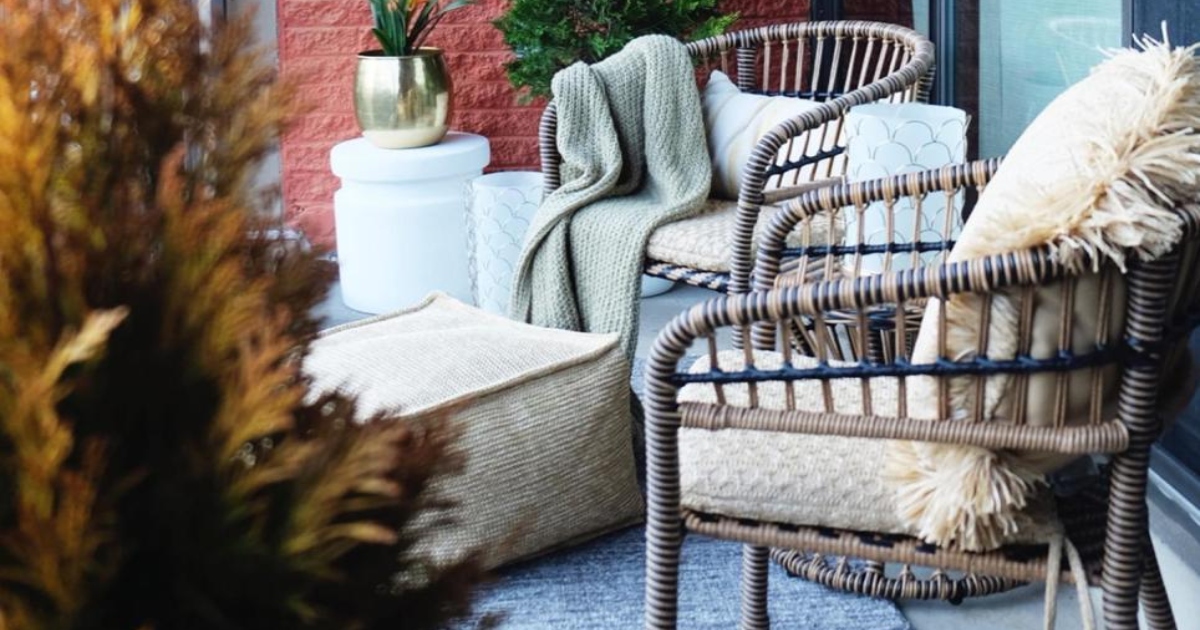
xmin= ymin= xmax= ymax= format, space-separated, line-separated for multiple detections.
xmin=702 ymin=71 xmax=828 ymax=200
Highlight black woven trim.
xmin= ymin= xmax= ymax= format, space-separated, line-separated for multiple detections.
xmin=741 ymin=88 xmax=848 ymax=101
xmin=781 ymin=240 xmax=956 ymax=258
xmin=644 ymin=261 xmax=730 ymax=293
xmin=764 ymin=146 xmax=847 ymax=178
xmin=1123 ymin=307 xmax=1200 ymax=368
xmin=672 ymin=346 xmax=1122 ymax=385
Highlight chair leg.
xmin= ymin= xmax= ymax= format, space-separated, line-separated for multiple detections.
xmin=1139 ymin=539 xmax=1175 ymax=630
xmin=644 ymin=382 xmax=683 ymax=629
xmin=645 ymin=498 xmax=683 ymax=629
xmin=1103 ymin=250 xmax=1178 ymax=630
xmin=645 ymin=342 xmax=688 ymax=630
xmin=1102 ymin=450 xmax=1151 ymax=630
xmin=740 ymin=545 xmax=770 ymax=630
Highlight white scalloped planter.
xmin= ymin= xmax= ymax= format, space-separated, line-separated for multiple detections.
xmin=466 ymin=171 xmax=543 ymax=315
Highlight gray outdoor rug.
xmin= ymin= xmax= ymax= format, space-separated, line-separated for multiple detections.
xmin=461 ymin=525 xmax=910 ymax=629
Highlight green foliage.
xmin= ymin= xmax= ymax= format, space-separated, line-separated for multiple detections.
xmin=368 ymin=0 xmax=474 ymax=56
xmin=494 ymin=0 xmax=738 ymax=99
xmin=0 ymin=1 xmax=483 ymax=628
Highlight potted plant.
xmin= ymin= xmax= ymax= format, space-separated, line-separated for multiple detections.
xmin=0 ymin=1 xmax=484 ymax=626
xmin=494 ymin=0 xmax=737 ymax=101
xmin=357 ymin=0 xmax=474 ymax=149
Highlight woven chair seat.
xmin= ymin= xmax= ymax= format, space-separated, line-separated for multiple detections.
xmin=678 ymin=350 xmax=1063 ymax=548
xmin=646 ymin=198 xmax=843 ymax=273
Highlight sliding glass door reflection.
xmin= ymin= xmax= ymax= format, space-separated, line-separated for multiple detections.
xmin=977 ymin=0 xmax=1122 ymax=156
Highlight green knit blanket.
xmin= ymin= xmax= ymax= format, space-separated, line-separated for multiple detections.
xmin=509 ymin=35 xmax=711 ymax=358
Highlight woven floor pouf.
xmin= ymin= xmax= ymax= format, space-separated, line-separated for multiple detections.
xmin=305 ymin=293 xmax=644 ymax=569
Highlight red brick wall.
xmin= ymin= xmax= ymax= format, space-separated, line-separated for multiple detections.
xmin=278 ymin=0 xmax=914 ymax=246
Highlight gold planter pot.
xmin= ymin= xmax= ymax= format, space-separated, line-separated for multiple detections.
xmin=354 ymin=48 xmax=451 ymax=149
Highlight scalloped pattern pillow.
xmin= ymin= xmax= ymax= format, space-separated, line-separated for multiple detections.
xmin=883 ymin=39 xmax=1200 ymax=552
xmin=703 ymin=71 xmax=831 ymax=200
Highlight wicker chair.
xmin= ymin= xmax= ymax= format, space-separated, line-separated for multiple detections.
xmin=644 ymin=160 xmax=1199 ymax=629
xmin=539 ymin=21 xmax=934 ymax=296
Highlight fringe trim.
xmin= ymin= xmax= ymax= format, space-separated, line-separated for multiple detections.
xmin=1047 ymin=37 xmax=1200 ymax=272
xmin=885 ymin=441 xmax=1048 ymax=551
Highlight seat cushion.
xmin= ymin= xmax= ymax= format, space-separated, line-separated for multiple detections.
xmin=679 ymin=350 xmax=1061 ymax=546
xmin=305 ymin=293 xmax=643 ymax=569
xmin=646 ymin=198 xmax=844 ymax=272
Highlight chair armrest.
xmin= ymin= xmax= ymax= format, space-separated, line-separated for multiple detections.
xmin=676 ymin=401 xmax=1129 ymax=454
xmin=752 ymin=159 xmax=1002 ymax=293
xmin=667 ymin=236 xmax=1060 ymax=355
xmin=651 ymin=240 xmax=1066 ymax=372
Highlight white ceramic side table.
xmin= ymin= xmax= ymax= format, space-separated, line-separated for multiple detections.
xmin=331 ymin=132 xmax=490 ymax=314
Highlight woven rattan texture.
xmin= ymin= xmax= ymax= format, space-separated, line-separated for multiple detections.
xmin=646 ymin=198 xmax=845 ymax=273
xmin=643 ymin=155 xmax=1200 ymax=628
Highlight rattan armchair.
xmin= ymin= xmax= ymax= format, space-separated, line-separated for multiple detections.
xmin=644 ymin=160 xmax=1198 ymax=629
xmin=539 ymin=21 xmax=934 ymax=296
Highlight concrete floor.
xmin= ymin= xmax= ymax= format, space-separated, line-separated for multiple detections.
xmin=318 ymin=280 xmax=1200 ymax=629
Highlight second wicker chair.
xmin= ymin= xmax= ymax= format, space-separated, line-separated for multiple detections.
xmin=539 ymin=21 xmax=934 ymax=296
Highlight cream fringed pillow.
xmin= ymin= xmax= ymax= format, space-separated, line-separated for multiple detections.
xmin=702 ymin=71 xmax=829 ymax=199
xmin=883 ymin=39 xmax=1200 ymax=552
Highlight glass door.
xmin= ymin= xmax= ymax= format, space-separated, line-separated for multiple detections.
xmin=975 ymin=0 xmax=1122 ymax=156
xmin=930 ymin=0 xmax=1123 ymax=158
